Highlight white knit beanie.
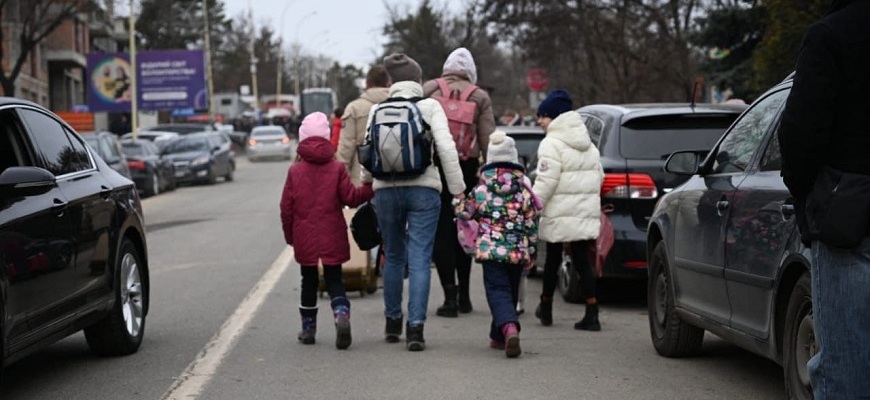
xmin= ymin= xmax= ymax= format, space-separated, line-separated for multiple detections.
xmin=486 ymin=130 xmax=518 ymax=164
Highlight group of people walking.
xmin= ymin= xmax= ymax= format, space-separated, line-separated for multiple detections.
xmin=279 ymin=47 xmax=604 ymax=358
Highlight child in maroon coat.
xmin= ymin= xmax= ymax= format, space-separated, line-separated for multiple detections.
xmin=280 ymin=112 xmax=373 ymax=349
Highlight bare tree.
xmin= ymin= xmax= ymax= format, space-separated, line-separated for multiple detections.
xmin=0 ymin=0 xmax=87 ymax=95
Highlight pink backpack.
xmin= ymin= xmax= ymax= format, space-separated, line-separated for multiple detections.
xmin=456 ymin=219 xmax=479 ymax=256
xmin=432 ymin=78 xmax=478 ymax=161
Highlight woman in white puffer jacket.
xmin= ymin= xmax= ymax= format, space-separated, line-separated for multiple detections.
xmin=531 ymin=89 xmax=604 ymax=331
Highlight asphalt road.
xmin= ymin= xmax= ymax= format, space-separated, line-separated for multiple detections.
xmin=0 ymin=154 xmax=787 ymax=400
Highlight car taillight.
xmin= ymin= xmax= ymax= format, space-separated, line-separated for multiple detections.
xmin=248 ymin=138 xmax=257 ymax=146
xmin=127 ymin=160 xmax=146 ymax=170
xmin=282 ymin=137 xmax=290 ymax=144
xmin=601 ymin=173 xmax=658 ymax=199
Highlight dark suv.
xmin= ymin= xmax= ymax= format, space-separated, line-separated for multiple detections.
xmin=0 ymin=99 xmax=150 ymax=377
xmin=555 ymin=103 xmax=745 ymax=301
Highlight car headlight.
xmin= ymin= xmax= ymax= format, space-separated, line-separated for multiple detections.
xmin=191 ymin=156 xmax=210 ymax=166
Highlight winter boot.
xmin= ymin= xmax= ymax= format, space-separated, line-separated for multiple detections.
xmin=574 ymin=302 xmax=601 ymax=331
xmin=436 ymin=284 xmax=458 ymax=318
xmin=297 ymin=306 xmax=317 ymax=344
xmin=458 ymin=279 xmax=473 ymax=314
xmin=406 ymin=323 xmax=425 ymax=351
xmin=502 ymin=322 xmax=521 ymax=358
xmin=331 ymin=297 xmax=352 ymax=350
xmin=385 ymin=316 xmax=403 ymax=343
xmin=535 ymin=295 xmax=553 ymax=326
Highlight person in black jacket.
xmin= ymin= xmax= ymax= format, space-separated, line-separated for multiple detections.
xmin=778 ymin=0 xmax=870 ymax=397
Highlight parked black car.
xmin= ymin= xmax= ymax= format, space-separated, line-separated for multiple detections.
xmin=81 ymin=130 xmax=132 ymax=179
xmin=121 ymin=138 xmax=176 ymax=197
xmin=0 ymin=99 xmax=150 ymax=378
xmin=647 ymin=78 xmax=813 ymax=398
xmin=551 ymin=103 xmax=746 ymax=302
xmin=161 ymin=132 xmax=235 ymax=185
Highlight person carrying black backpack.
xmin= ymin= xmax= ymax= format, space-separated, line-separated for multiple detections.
xmin=423 ymin=47 xmax=496 ymax=317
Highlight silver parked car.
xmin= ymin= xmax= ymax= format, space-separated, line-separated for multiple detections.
xmin=247 ymin=125 xmax=292 ymax=161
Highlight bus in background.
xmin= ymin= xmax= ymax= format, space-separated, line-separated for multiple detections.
xmin=300 ymin=87 xmax=337 ymax=117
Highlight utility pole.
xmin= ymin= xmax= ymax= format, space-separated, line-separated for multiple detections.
xmin=203 ymin=0 xmax=215 ymax=122
xmin=248 ymin=0 xmax=259 ymax=113
xmin=128 ymin=0 xmax=138 ymax=139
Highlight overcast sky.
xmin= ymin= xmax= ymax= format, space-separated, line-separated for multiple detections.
xmin=222 ymin=0 xmax=462 ymax=68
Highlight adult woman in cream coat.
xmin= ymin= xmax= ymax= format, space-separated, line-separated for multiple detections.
xmin=532 ymin=90 xmax=604 ymax=331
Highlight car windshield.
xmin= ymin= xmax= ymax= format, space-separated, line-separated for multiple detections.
xmin=121 ymin=142 xmax=146 ymax=156
xmin=163 ymin=137 xmax=210 ymax=153
xmin=620 ymin=114 xmax=737 ymax=160
xmin=252 ymin=128 xmax=285 ymax=137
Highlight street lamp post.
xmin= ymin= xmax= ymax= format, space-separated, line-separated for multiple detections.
xmin=293 ymin=11 xmax=317 ymax=100
xmin=128 ymin=0 xmax=138 ymax=139
xmin=276 ymin=0 xmax=298 ymax=111
xmin=248 ymin=0 xmax=259 ymax=112
xmin=202 ymin=0 xmax=215 ymax=123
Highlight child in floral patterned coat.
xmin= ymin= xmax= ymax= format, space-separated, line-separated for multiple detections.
xmin=454 ymin=130 xmax=539 ymax=358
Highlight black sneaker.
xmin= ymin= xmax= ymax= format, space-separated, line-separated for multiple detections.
xmin=406 ymin=323 xmax=425 ymax=351
xmin=385 ymin=317 xmax=402 ymax=343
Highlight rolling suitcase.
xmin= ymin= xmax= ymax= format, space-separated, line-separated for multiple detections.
xmin=319 ymin=208 xmax=379 ymax=297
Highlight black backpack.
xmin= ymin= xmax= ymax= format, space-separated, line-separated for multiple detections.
xmin=358 ymin=97 xmax=432 ymax=180
xmin=350 ymin=202 xmax=381 ymax=251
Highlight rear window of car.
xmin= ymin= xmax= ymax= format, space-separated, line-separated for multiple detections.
xmin=122 ymin=142 xmax=146 ymax=156
xmin=252 ymin=128 xmax=285 ymax=137
xmin=619 ymin=114 xmax=738 ymax=160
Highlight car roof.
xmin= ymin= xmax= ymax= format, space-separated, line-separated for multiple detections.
xmin=578 ymin=103 xmax=747 ymax=124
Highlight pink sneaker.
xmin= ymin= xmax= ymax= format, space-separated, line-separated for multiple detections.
xmin=502 ymin=323 xmax=521 ymax=358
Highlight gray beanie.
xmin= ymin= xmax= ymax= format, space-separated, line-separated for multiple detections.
xmin=383 ymin=53 xmax=422 ymax=83
xmin=487 ymin=130 xmax=518 ymax=164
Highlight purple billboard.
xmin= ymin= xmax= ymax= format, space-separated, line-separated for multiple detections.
xmin=87 ymin=52 xmax=134 ymax=112
xmin=137 ymin=50 xmax=206 ymax=111
xmin=87 ymin=50 xmax=207 ymax=112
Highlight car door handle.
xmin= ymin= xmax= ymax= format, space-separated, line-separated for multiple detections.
xmin=52 ymin=198 xmax=68 ymax=215
xmin=781 ymin=204 xmax=796 ymax=219
xmin=716 ymin=200 xmax=730 ymax=214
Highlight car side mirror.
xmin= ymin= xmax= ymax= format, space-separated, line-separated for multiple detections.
xmin=664 ymin=151 xmax=701 ymax=175
xmin=0 ymin=166 xmax=56 ymax=196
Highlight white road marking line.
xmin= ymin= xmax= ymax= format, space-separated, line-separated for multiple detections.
xmin=159 ymin=246 xmax=294 ymax=400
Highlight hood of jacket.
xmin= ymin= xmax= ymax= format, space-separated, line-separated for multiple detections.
xmin=361 ymin=87 xmax=390 ymax=104
xmin=442 ymin=47 xmax=477 ymax=85
xmin=546 ymin=111 xmax=592 ymax=152
xmin=297 ymin=137 xmax=335 ymax=164
xmin=480 ymin=162 xmax=526 ymax=195
xmin=388 ymin=81 xmax=424 ymax=99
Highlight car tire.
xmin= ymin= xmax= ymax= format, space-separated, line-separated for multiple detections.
xmin=84 ymin=239 xmax=147 ymax=356
xmin=648 ymin=241 xmax=704 ymax=357
xmin=225 ymin=164 xmax=234 ymax=182
xmin=557 ymin=260 xmax=584 ymax=303
xmin=783 ymin=273 xmax=814 ymax=400
xmin=146 ymin=173 xmax=159 ymax=197
xmin=206 ymin=168 xmax=217 ymax=185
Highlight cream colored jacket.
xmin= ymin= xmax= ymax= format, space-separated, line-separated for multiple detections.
xmin=361 ymin=81 xmax=466 ymax=195
xmin=533 ymin=111 xmax=603 ymax=242
xmin=336 ymin=87 xmax=389 ymax=186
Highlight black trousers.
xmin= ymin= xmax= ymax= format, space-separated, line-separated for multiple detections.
xmin=541 ymin=241 xmax=596 ymax=301
xmin=434 ymin=158 xmax=480 ymax=292
xmin=300 ymin=265 xmax=345 ymax=308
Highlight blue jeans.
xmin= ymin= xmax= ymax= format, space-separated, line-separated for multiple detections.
xmin=809 ymin=239 xmax=870 ymax=398
xmin=482 ymin=261 xmax=523 ymax=342
xmin=374 ymin=187 xmax=440 ymax=326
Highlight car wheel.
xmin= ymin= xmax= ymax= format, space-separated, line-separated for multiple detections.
xmin=647 ymin=241 xmax=704 ymax=357
xmin=84 ymin=239 xmax=147 ymax=356
xmin=783 ymin=273 xmax=814 ymax=400
xmin=146 ymin=173 xmax=160 ymax=197
xmin=206 ymin=168 xmax=217 ymax=185
xmin=225 ymin=164 xmax=234 ymax=182
xmin=557 ymin=260 xmax=584 ymax=303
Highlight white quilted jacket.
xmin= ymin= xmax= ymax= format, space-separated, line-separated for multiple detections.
xmin=533 ymin=111 xmax=603 ymax=242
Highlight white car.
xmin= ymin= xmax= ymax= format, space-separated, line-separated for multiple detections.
xmin=247 ymin=125 xmax=292 ymax=161
xmin=121 ymin=130 xmax=179 ymax=151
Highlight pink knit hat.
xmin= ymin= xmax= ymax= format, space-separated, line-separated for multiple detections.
xmin=298 ymin=112 xmax=330 ymax=142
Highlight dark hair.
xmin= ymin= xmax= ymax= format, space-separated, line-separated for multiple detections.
xmin=334 ymin=107 xmax=344 ymax=118
xmin=366 ymin=65 xmax=390 ymax=88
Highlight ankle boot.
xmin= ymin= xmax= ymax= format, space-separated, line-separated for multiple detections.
xmin=297 ymin=306 xmax=317 ymax=344
xmin=331 ymin=298 xmax=352 ymax=350
xmin=458 ymin=280 xmax=473 ymax=313
xmin=574 ymin=303 xmax=601 ymax=331
xmin=436 ymin=284 xmax=458 ymax=317
xmin=535 ymin=296 xmax=553 ymax=326
xmin=406 ymin=323 xmax=425 ymax=351
xmin=502 ymin=323 xmax=521 ymax=358
xmin=385 ymin=316 xmax=403 ymax=343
